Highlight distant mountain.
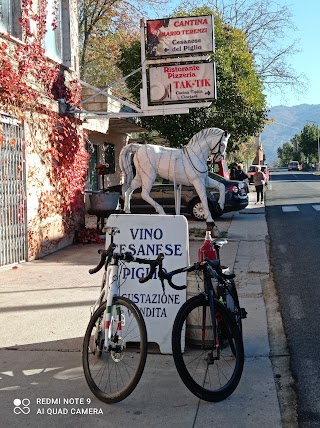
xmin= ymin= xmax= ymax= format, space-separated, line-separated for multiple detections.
xmin=260 ymin=104 xmax=320 ymax=165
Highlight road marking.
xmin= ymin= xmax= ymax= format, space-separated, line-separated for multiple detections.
xmin=281 ymin=206 xmax=320 ymax=212
xmin=282 ymin=206 xmax=299 ymax=212
xmin=22 ymin=369 xmax=44 ymax=376
xmin=0 ymin=371 xmax=14 ymax=376
xmin=0 ymin=386 xmax=22 ymax=391
xmin=288 ymin=295 xmax=305 ymax=320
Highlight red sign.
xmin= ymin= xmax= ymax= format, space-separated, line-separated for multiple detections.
xmin=147 ymin=15 xmax=214 ymax=58
xmin=148 ymin=62 xmax=216 ymax=104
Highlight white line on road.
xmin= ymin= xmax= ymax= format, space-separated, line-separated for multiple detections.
xmin=282 ymin=206 xmax=300 ymax=212
xmin=280 ymin=206 xmax=320 ymax=212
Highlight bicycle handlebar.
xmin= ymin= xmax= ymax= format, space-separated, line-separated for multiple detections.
xmin=159 ymin=265 xmax=196 ymax=290
xmin=89 ymin=245 xmax=235 ymax=291
xmin=137 ymin=254 xmax=191 ymax=290
xmin=137 ymin=254 xmax=164 ymax=284
xmin=89 ymin=243 xmax=116 ymax=274
xmin=89 ymin=246 xmax=165 ymax=282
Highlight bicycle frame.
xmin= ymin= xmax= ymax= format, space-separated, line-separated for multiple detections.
xmin=100 ymin=262 xmax=118 ymax=350
xmin=202 ymin=266 xmax=220 ymax=356
xmin=89 ymin=228 xmax=124 ymax=353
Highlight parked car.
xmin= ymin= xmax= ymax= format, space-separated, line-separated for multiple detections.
xmin=247 ymin=165 xmax=270 ymax=184
xmin=288 ymin=160 xmax=302 ymax=171
xmin=207 ymin=159 xmax=230 ymax=180
xmin=116 ymin=172 xmax=248 ymax=221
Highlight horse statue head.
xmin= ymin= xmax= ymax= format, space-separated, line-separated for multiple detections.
xmin=186 ymin=128 xmax=229 ymax=163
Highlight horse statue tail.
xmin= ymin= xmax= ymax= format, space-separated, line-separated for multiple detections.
xmin=119 ymin=143 xmax=142 ymax=198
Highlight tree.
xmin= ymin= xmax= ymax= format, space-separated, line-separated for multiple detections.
xmin=182 ymin=0 xmax=307 ymax=99
xmin=299 ymin=124 xmax=319 ymax=162
xmin=278 ymin=124 xmax=319 ymax=166
xmin=277 ymin=142 xmax=293 ymax=166
xmin=78 ymin=0 xmax=168 ymax=88
xmin=231 ymin=136 xmax=258 ymax=165
xmin=118 ymin=6 xmax=267 ymax=149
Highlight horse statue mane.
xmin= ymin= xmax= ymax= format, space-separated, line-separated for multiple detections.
xmin=187 ymin=127 xmax=224 ymax=148
xmin=119 ymin=127 xmax=230 ymax=227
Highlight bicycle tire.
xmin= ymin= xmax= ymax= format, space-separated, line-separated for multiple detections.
xmin=83 ymin=296 xmax=147 ymax=403
xmin=225 ymin=279 xmax=243 ymax=335
xmin=172 ymin=294 xmax=244 ymax=402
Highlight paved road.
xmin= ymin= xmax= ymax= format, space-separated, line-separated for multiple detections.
xmin=266 ymin=170 xmax=320 ymax=428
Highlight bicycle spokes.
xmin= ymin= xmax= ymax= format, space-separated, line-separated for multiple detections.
xmin=172 ymin=295 xmax=244 ymax=402
xmin=83 ymin=298 xmax=147 ymax=404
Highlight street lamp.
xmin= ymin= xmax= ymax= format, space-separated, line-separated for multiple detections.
xmin=306 ymin=120 xmax=320 ymax=172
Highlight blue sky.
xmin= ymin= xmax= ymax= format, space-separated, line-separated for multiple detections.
xmin=161 ymin=0 xmax=320 ymax=108
xmin=266 ymin=0 xmax=320 ymax=107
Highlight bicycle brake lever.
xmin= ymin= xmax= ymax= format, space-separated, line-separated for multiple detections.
xmin=160 ymin=278 xmax=166 ymax=295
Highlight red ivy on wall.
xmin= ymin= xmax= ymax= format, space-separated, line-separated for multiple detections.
xmin=0 ymin=0 xmax=88 ymax=251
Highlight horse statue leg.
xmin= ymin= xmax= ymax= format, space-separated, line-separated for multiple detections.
xmin=140 ymin=178 xmax=166 ymax=215
xmin=192 ymin=179 xmax=222 ymax=237
xmin=192 ymin=180 xmax=214 ymax=223
xmin=206 ymin=176 xmax=225 ymax=211
xmin=123 ymin=175 xmax=142 ymax=213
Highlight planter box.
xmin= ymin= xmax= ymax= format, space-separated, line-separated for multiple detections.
xmin=89 ymin=192 xmax=119 ymax=211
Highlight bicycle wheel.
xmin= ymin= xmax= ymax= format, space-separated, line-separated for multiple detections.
xmin=224 ymin=279 xmax=243 ymax=334
xmin=172 ymin=294 xmax=244 ymax=402
xmin=83 ymin=296 xmax=147 ymax=403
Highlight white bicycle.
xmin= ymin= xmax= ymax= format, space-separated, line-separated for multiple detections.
xmin=82 ymin=226 xmax=162 ymax=403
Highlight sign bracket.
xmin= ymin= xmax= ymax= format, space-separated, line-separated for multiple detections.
xmin=75 ymin=15 xmax=215 ymax=120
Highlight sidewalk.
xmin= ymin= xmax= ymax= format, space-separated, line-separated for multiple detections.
xmin=0 ymin=193 xmax=284 ymax=428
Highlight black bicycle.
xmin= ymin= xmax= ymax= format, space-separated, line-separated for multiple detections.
xmin=137 ymin=244 xmax=246 ymax=402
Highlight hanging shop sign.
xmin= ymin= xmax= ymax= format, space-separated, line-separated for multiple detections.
xmin=148 ymin=61 xmax=216 ymax=104
xmin=146 ymin=15 xmax=214 ymax=58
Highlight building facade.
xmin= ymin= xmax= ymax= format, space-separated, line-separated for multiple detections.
xmin=0 ymin=0 xmax=84 ymax=266
xmin=81 ymin=85 xmax=145 ymax=212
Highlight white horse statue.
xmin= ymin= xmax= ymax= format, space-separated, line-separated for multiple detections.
xmin=119 ymin=127 xmax=230 ymax=226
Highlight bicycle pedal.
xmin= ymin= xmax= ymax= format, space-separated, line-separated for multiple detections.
xmin=240 ymin=308 xmax=247 ymax=319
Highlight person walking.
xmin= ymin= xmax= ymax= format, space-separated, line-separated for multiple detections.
xmin=253 ymin=166 xmax=266 ymax=204
xmin=236 ymin=163 xmax=250 ymax=193
xmin=230 ymin=162 xmax=239 ymax=180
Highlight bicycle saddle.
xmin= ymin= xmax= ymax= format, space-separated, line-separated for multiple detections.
xmin=212 ymin=238 xmax=228 ymax=247
xmin=103 ymin=226 xmax=120 ymax=235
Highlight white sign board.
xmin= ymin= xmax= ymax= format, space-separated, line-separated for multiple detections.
xmin=149 ymin=62 xmax=216 ymax=103
xmin=146 ymin=15 xmax=214 ymax=57
xmin=105 ymin=214 xmax=189 ymax=354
